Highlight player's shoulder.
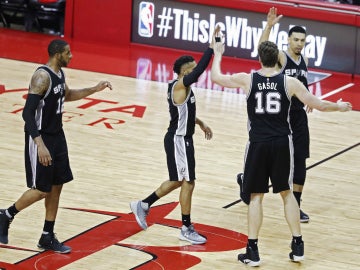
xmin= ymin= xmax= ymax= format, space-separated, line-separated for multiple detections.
xmin=286 ymin=76 xmax=303 ymax=92
xmin=32 ymin=68 xmax=50 ymax=81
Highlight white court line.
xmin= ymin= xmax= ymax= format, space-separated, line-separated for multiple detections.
xmin=319 ymin=83 xmax=354 ymax=99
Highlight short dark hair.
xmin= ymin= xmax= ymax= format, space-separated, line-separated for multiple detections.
xmin=48 ymin=39 xmax=68 ymax=57
xmin=288 ymin=26 xmax=306 ymax=37
xmin=173 ymin=55 xmax=195 ymax=75
xmin=258 ymin=41 xmax=279 ymax=67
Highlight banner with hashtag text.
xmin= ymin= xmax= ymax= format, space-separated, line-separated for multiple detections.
xmin=131 ymin=0 xmax=356 ymax=73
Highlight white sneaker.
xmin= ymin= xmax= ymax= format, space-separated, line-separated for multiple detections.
xmin=130 ymin=201 xmax=149 ymax=230
xmin=179 ymin=224 xmax=207 ymax=244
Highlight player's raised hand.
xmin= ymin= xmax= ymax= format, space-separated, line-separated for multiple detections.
xmin=213 ymin=26 xmax=225 ymax=56
xmin=267 ymin=7 xmax=283 ymax=27
xmin=210 ymin=25 xmax=221 ymax=49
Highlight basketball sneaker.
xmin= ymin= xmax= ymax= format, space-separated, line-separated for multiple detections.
xmin=0 ymin=209 xmax=13 ymax=244
xmin=238 ymin=246 xmax=261 ymax=267
xmin=179 ymin=224 xmax=207 ymax=244
xmin=237 ymin=173 xmax=250 ymax=205
xmin=130 ymin=200 xmax=149 ymax=230
xmin=289 ymin=240 xmax=304 ymax=262
xmin=37 ymin=232 xmax=71 ymax=253
xmin=300 ymin=209 xmax=310 ymax=223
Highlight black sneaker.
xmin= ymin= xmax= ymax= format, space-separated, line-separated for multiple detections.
xmin=300 ymin=209 xmax=310 ymax=223
xmin=37 ymin=233 xmax=71 ymax=254
xmin=238 ymin=246 xmax=261 ymax=267
xmin=289 ymin=240 xmax=304 ymax=262
xmin=0 ymin=209 xmax=13 ymax=244
xmin=237 ymin=173 xmax=250 ymax=205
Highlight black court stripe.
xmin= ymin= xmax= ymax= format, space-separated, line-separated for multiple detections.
xmin=223 ymin=199 xmax=242 ymax=209
xmin=306 ymin=142 xmax=360 ymax=170
xmin=223 ymin=142 xmax=360 ymax=209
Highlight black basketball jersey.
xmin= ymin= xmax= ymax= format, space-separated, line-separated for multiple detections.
xmin=32 ymin=65 xmax=66 ymax=135
xmin=167 ymin=80 xmax=196 ymax=136
xmin=247 ymin=72 xmax=292 ymax=142
xmin=281 ymin=51 xmax=308 ymax=110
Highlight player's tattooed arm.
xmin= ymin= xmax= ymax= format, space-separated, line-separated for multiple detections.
xmin=29 ymin=70 xmax=50 ymax=95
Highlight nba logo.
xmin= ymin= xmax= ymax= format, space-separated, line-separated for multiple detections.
xmin=138 ymin=2 xmax=154 ymax=38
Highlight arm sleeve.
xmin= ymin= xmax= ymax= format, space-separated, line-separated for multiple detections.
xmin=183 ymin=47 xmax=214 ymax=87
xmin=22 ymin=94 xmax=42 ymax=139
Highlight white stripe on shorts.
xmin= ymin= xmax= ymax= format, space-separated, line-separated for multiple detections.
xmin=288 ymin=134 xmax=294 ymax=189
xmin=174 ymin=135 xmax=190 ymax=181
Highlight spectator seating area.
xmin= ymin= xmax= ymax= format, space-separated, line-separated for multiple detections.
xmin=0 ymin=0 xmax=65 ymax=35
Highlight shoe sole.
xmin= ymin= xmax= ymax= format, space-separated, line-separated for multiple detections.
xmin=179 ymin=234 xmax=207 ymax=245
xmin=239 ymin=258 xmax=261 ymax=267
xmin=291 ymin=255 xmax=304 ymax=262
xmin=129 ymin=202 xmax=147 ymax=230
xmin=300 ymin=219 xmax=309 ymax=223
xmin=37 ymin=245 xmax=72 ymax=254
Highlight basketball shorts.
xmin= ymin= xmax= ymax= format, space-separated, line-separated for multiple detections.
xmin=243 ymin=135 xmax=294 ymax=194
xmin=164 ymin=132 xmax=195 ymax=181
xmin=25 ymin=130 xmax=73 ymax=192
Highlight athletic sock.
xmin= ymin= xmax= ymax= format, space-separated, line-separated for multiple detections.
xmin=6 ymin=204 xmax=19 ymax=218
xmin=43 ymin=220 xmax=55 ymax=234
xmin=182 ymin=214 xmax=191 ymax=227
xmin=248 ymin=239 xmax=258 ymax=251
xmin=143 ymin=192 xmax=159 ymax=207
xmin=292 ymin=235 xmax=303 ymax=245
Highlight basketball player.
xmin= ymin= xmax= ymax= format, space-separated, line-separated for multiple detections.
xmin=0 ymin=39 xmax=112 ymax=253
xmin=211 ymin=39 xmax=352 ymax=266
xmin=130 ymin=27 xmax=219 ymax=245
xmin=258 ymin=7 xmax=311 ymax=222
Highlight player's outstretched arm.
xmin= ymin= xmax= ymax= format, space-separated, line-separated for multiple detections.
xmin=65 ymin=81 xmax=112 ymax=101
xmin=288 ymin=77 xmax=352 ymax=112
xmin=211 ymin=37 xmax=250 ymax=91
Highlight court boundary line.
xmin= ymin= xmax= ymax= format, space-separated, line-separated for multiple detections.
xmin=319 ymin=83 xmax=354 ymax=99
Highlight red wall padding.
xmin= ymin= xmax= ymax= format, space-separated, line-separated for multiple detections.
xmin=64 ymin=0 xmax=132 ymax=45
